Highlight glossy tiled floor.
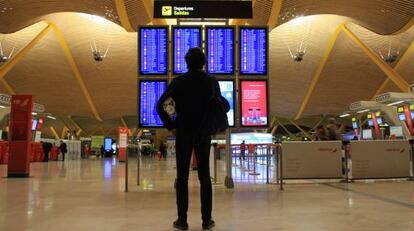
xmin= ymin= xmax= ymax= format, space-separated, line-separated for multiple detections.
xmin=1 ymin=157 xmax=413 ymax=231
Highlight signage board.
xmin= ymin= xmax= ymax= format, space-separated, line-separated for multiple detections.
xmin=139 ymin=26 xmax=168 ymax=75
xmin=206 ymin=27 xmax=235 ymax=75
xmin=154 ymin=1 xmax=252 ymax=19
xmin=239 ymin=27 xmax=268 ymax=75
xmin=139 ymin=80 xmax=167 ymax=127
xmin=172 ymin=26 xmax=202 ymax=74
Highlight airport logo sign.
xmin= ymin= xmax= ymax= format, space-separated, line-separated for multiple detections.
xmin=154 ymin=1 xmax=252 ymax=19
xmin=162 ymin=6 xmax=172 ymax=16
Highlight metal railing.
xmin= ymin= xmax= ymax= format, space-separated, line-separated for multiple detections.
xmin=125 ymin=145 xmax=140 ymax=192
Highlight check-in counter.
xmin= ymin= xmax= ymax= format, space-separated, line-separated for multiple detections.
xmin=282 ymin=141 xmax=343 ymax=179
xmin=350 ymin=140 xmax=411 ymax=179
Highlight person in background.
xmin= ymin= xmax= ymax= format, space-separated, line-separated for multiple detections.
xmin=326 ymin=118 xmax=342 ymax=140
xmin=59 ymin=140 xmax=67 ymax=161
xmin=100 ymin=144 xmax=105 ymax=158
xmin=159 ymin=141 xmax=167 ymax=160
xmin=42 ymin=141 xmax=52 ymax=162
xmin=248 ymin=143 xmax=255 ymax=158
xmin=240 ymin=140 xmax=246 ymax=161
xmin=315 ymin=125 xmax=329 ymax=141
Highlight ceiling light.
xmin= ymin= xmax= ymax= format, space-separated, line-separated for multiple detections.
xmin=32 ymin=112 xmax=37 ymax=115
xmin=47 ymin=115 xmax=56 ymax=120
xmin=356 ymin=109 xmax=370 ymax=114
xmin=290 ymin=16 xmax=313 ymax=25
xmin=339 ymin=113 xmax=351 ymax=118
xmin=387 ymin=100 xmax=404 ymax=106
xmin=0 ymin=105 xmax=5 ymax=108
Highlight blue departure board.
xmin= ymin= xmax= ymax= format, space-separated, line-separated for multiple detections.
xmin=239 ymin=27 xmax=268 ymax=75
xmin=139 ymin=27 xmax=168 ymax=75
xmin=173 ymin=27 xmax=202 ymax=74
xmin=206 ymin=27 xmax=235 ymax=75
xmin=139 ymin=80 xmax=167 ymax=127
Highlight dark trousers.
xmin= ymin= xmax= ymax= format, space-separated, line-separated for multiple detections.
xmin=62 ymin=152 xmax=66 ymax=161
xmin=175 ymin=131 xmax=212 ymax=222
xmin=43 ymin=151 xmax=49 ymax=162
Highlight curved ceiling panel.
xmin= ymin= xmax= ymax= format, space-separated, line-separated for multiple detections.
xmin=41 ymin=13 xmax=137 ymax=120
xmin=3 ymin=30 xmax=95 ymax=118
xmin=302 ymin=33 xmax=389 ymax=117
xmin=0 ymin=0 xmax=120 ymax=33
xmin=256 ymin=0 xmax=414 ymax=35
xmin=268 ymin=15 xmax=347 ymax=118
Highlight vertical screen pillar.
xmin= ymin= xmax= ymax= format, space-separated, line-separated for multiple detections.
xmin=118 ymin=127 xmax=128 ymax=162
xmin=8 ymin=95 xmax=33 ymax=178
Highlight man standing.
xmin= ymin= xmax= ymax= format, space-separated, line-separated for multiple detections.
xmin=59 ymin=140 xmax=67 ymax=161
xmin=157 ymin=48 xmax=225 ymax=230
xmin=42 ymin=141 xmax=52 ymax=162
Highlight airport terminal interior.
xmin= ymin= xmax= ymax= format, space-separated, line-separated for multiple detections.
xmin=1 ymin=0 xmax=414 ymax=230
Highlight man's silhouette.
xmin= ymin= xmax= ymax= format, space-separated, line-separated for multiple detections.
xmin=157 ymin=47 xmax=224 ymax=230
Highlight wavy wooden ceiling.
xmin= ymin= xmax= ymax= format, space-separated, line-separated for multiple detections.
xmin=1 ymin=1 xmax=414 ymax=137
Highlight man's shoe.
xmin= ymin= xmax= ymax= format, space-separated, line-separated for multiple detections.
xmin=173 ymin=220 xmax=188 ymax=230
xmin=202 ymin=220 xmax=215 ymax=230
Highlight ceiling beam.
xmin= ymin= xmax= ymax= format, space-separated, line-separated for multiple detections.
xmin=341 ymin=24 xmax=409 ymax=92
xmin=371 ymin=39 xmax=414 ymax=98
xmin=0 ymin=78 xmax=16 ymax=95
xmin=141 ymin=0 xmax=167 ymax=25
xmin=294 ymin=24 xmax=344 ymax=120
xmin=114 ymin=0 xmax=135 ymax=32
xmin=289 ymin=119 xmax=313 ymax=140
xmin=61 ymin=126 xmax=69 ymax=139
xmin=49 ymin=126 xmax=60 ymax=139
xmin=274 ymin=117 xmax=295 ymax=138
xmin=0 ymin=23 xmax=51 ymax=81
xmin=267 ymin=0 xmax=284 ymax=29
xmin=67 ymin=116 xmax=84 ymax=137
xmin=49 ymin=23 xmax=102 ymax=121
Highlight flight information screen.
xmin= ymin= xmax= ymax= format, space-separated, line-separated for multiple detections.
xmin=206 ymin=27 xmax=235 ymax=75
xmin=218 ymin=80 xmax=235 ymax=126
xmin=173 ymin=27 xmax=202 ymax=74
xmin=239 ymin=27 xmax=268 ymax=75
xmin=139 ymin=80 xmax=167 ymax=127
xmin=240 ymin=80 xmax=268 ymax=127
xmin=139 ymin=27 xmax=168 ymax=75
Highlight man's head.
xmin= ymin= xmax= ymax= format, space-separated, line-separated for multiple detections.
xmin=328 ymin=117 xmax=337 ymax=125
xmin=185 ymin=47 xmax=206 ymax=70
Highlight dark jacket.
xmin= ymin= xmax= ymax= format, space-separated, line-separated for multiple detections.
xmin=59 ymin=142 xmax=67 ymax=153
xmin=156 ymin=70 xmax=223 ymax=132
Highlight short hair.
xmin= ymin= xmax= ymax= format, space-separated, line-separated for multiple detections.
xmin=185 ymin=47 xmax=206 ymax=70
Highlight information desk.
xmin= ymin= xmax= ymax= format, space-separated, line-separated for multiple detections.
xmin=282 ymin=141 xmax=343 ymax=179
xmin=350 ymin=140 xmax=411 ymax=179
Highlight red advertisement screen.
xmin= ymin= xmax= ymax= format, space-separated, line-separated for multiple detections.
xmin=240 ymin=80 xmax=268 ymax=127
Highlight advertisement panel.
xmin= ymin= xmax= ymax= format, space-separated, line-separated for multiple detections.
xmin=218 ymin=80 xmax=235 ymax=126
xmin=91 ymin=136 xmax=104 ymax=149
xmin=282 ymin=141 xmax=343 ymax=179
xmin=240 ymin=80 xmax=268 ymax=127
xmin=351 ymin=140 xmax=411 ymax=179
